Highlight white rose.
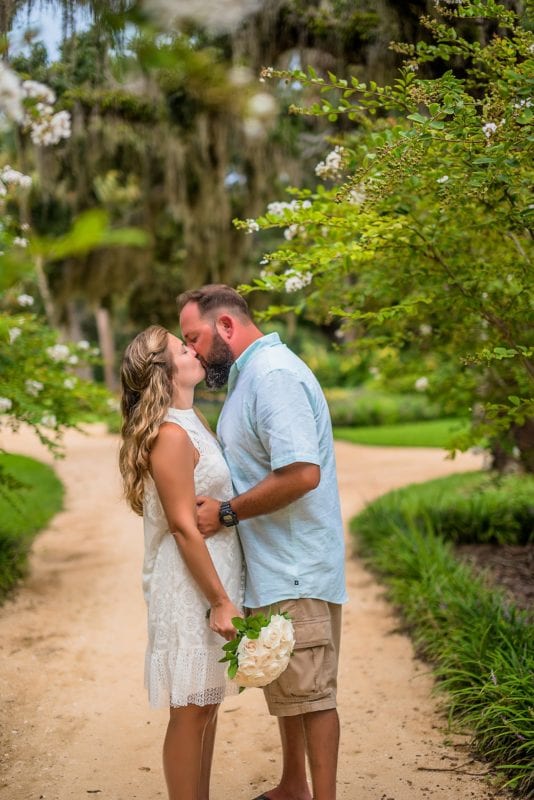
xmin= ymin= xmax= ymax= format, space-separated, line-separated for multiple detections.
xmin=270 ymin=615 xmax=295 ymax=647
xmin=237 ymin=636 xmax=267 ymax=663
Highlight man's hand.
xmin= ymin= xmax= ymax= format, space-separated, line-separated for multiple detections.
xmin=196 ymin=495 xmax=223 ymax=537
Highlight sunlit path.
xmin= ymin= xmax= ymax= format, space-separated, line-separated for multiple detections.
xmin=0 ymin=426 xmax=505 ymax=800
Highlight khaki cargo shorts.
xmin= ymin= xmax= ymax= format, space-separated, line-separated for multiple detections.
xmin=248 ymin=597 xmax=342 ymax=717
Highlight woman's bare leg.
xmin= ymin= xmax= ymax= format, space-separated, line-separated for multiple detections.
xmin=163 ymin=703 xmax=218 ymax=800
xmin=199 ymin=706 xmax=218 ymax=800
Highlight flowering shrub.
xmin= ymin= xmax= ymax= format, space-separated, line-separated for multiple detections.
xmin=0 ymin=63 xmax=112 ymax=456
xmin=220 ymin=611 xmax=295 ymax=688
xmin=240 ymin=0 xmax=534 ymax=470
xmin=0 ymin=309 xmax=109 ymax=452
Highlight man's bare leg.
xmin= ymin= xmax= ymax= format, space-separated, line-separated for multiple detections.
xmin=258 ymin=715 xmax=312 ymax=800
xmin=302 ymin=708 xmax=340 ymax=800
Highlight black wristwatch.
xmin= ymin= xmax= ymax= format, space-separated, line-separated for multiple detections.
xmin=219 ymin=500 xmax=239 ymax=528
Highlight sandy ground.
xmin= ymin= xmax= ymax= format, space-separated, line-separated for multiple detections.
xmin=0 ymin=425 xmax=508 ymax=800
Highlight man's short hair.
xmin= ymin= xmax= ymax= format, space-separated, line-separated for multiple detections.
xmin=177 ymin=284 xmax=252 ymax=320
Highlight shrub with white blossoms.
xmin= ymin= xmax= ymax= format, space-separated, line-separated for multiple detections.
xmin=284 ymin=269 xmax=313 ymax=293
xmin=315 ymin=145 xmax=345 ymax=180
xmin=0 ymin=61 xmax=71 ymax=147
xmin=0 ymin=313 xmax=110 ymax=453
xmin=415 ymin=376 xmax=429 ymax=392
xmin=266 ymin=199 xmax=312 ymax=216
xmin=220 ymin=611 xmax=295 ymax=688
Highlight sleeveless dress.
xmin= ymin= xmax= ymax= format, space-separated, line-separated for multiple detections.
xmin=142 ymin=407 xmax=244 ymax=709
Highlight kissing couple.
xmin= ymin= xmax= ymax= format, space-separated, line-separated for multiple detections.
xmin=119 ymin=284 xmax=347 ymax=800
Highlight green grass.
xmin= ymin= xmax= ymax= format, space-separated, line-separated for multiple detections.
xmin=354 ymin=471 xmax=534 ymax=545
xmin=334 ymin=417 xmax=470 ymax=448
xmin=351 ymin=474 xmax=534 ymax=795
xmin=0 ymin=453 xmax=64 ymax=599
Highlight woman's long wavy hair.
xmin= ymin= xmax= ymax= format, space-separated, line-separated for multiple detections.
xmin=119 ymin=325 xmax=173 ymax=515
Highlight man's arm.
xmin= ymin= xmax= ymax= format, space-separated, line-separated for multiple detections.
xmin=196 ymin=461 xmax=320 ymax=536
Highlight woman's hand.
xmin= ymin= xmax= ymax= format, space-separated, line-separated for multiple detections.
xmin=208 ymin=599 xmax=243 ymax=641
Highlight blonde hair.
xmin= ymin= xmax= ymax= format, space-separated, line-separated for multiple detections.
xmin=119 ymin=325 xmax=172 ymax=515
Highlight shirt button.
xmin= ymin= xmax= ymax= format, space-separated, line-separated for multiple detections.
xmin=294 ymin=580 xmax=299 ymax=586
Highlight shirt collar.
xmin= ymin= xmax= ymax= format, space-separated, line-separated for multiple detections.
xmin=227 ymin=332 xmax=281 ymax=392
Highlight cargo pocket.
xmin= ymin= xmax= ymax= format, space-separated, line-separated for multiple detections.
xmin=269 ymin=616 xmax=331 ymax=700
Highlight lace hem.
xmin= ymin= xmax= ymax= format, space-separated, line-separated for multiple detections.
xmin=145 ymin=646 xmax=238 ymax=709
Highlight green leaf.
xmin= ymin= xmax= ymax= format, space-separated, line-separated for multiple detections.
xmin=227 ymin=662 xmax=238 ymax=679
xmin=407 ymin=112 xmax=427 ymax=124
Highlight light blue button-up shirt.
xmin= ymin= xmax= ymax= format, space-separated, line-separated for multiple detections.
xmin=217 ymin=332 xmax=348 ymax=608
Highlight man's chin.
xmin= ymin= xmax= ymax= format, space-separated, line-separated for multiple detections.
xmin=204 ymin=366 xmax=231 ymax=390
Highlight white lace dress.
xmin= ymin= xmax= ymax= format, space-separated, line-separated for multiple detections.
xmin=142 ymin=407 xmax=244 ymax=709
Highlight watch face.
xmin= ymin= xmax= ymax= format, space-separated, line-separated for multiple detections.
xmin=222 ymin=513 xmax=233 ymax=524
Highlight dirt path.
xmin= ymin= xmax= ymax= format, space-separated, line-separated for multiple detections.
xmin=0 ymin=426 xmax=505 ymax=800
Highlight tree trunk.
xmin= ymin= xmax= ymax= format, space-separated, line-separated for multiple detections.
xmin=95 ymin=306 xmax=118 ymax=392
xmin=35 ymin=254 xmax=58 ymax=327
xmin=513 ymin=419 xmax=534 ymax=474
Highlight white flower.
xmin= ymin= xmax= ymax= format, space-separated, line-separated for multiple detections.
xmin=369 ymin=366 xmax=380 ymax=377
xmin=25 ymin=379 xmax=44 ymax=396
xmin=64 ymin=377 xmax=76 ymax=389
xmin=419 ymin=323 xmax=432 ymax=336
xmin=260 ymin=67 xmax=274 ymax=80
xmin=436 ymin=175 xmax=449 ymax=184
xmin=46 ymin=343 xmax=70 ymax=362
xmin=22 ymin=79 xmax=56 ymax=105
xmin=284 ymin=269 xmax=313 ymax=293
xmin=0 ymin=62 xmax=24 ymax=123
xmin=77 ymin=339 xmax=90 ymax=349
xmin=266 ymin=199 xmax=310 ymax=216
xmin=247 ymin=92 xmax=277 ymax=119
xmin=231 ymin=613 xmax=295 ymax=688
xmin=68 ymin=354 xmax=79 ymax=365
xmin=40 ymin=413 xmax=57 ymax=428
xmin=9 ymin=326 xmax=22 ymax=344
xmin=482 ymin=122 xmax=498 ymax=139
xmin=348 ymin=186 xmax=366 ymax=205
xmin=415 ymin=376 xmax=429 ymax=391
xmin=17 ymin=293 xmax=34 ymax=307
xmin=284 ymin=224 xmax=300 ymax=241
xmin=1 ymin=166 xmax=32 ymax=188
xmin=29 ymin=110 xmax=71 ymax=146
xmin=244 ymin=219 xmax=260 ymax=233
xmin=315 ymin=146 xmax=345 ymax=180
xmin=0 ymin=397 xmax=13 ymax=412
xmin=13 ymin=236 xmax=28 ymax=248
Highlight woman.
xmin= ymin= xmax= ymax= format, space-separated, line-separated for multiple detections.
xmin=119 ymin=325 xmax=243 ymax=800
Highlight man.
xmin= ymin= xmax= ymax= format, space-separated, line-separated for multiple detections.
xmin=178 ymin=284 xmax=347 ymax=800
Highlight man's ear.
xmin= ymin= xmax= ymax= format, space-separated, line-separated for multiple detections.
xmin=216 ymin=314 xmax=234 ymax=339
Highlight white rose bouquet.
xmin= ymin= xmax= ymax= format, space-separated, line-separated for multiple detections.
xmin=220 ymin=611 xmax=295 ymax=688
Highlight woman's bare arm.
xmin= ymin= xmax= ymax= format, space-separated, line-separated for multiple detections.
xmin=150 ymin=422 xmax=241 ymax=640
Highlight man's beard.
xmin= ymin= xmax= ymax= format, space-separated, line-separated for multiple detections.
xmin=201 ymin=331 xmax=235 ymax=389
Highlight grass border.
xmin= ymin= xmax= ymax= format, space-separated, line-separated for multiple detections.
xmin=0 ymin=453 xmax=64 ymax=600
xmin=350 ymin=487 xmax=534 ymax=796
